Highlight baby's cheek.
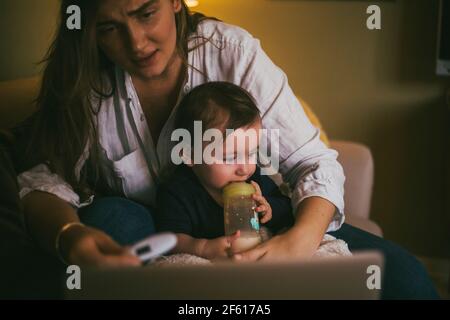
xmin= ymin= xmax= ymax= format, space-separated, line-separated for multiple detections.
xmin=215 ymin=165 xmax=236 ymax=186
xmin=205 ymin=165 xmax=227 ymax=187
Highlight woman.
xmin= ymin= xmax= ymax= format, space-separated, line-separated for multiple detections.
xmin=18 ymin=0 xmax=438 ymax=299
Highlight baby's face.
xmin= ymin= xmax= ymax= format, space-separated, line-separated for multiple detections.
xmin=191 ymin=120 xmax=262 ymax=197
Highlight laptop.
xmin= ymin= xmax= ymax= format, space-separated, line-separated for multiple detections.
xmin=65 ymin=251 xmax=383 ymax=300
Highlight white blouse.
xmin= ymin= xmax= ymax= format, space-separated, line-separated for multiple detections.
xmin=17 ymin=20 xmax=346 ymax=232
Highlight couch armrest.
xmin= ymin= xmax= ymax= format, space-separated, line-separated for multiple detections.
xmin=330 ymin=140 xmax=374 ymax=220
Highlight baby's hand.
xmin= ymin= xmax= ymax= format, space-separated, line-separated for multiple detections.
xmin=200 ymin=231 xmax=241 ymax=260
xmin=250 ymin=181 xmax=272 ymax=224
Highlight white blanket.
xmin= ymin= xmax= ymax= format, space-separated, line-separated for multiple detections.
xmin=153 ymin=234 xmax=352 ymax=266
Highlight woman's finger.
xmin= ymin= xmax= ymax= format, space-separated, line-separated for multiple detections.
xmin=87 ymin=229 xmax=141 ymax=267
xmin=233 ymin=243 xmax=267 ymax=263
xmin=226 ymin=230 xmax=241 ymax=244
xmin=94 ymin=237 xmax=141 ymax=267
xmin=100 ymin=254 xmax=142 ymax=268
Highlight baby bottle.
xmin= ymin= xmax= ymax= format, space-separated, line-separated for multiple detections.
xmin=223 ymin=182 xmax=262 ymax=254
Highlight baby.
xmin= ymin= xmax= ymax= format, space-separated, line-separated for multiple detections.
xmin=155 ymin=82 xmax=294 ymax=260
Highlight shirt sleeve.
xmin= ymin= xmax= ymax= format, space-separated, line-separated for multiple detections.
xmin=235 ymin=36 xmax=346 ymax=232
xmin=17 ymin=163 xmax=93 ymax=209
xmin=16 ymin=136 xmax=94 ymax=209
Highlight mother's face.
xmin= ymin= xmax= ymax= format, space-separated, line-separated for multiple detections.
xmin=96 ymin=0 xmax=182 ymax=81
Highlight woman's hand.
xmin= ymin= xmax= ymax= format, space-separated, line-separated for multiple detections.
xmin=60 ymin=224 xmax=141 ymax=268
xmin=199 ymin=231 xmax=241 ymax=260
xmin=232 ymin=228 xmax=317 ymax=262
xmin=250 ymin=181 xmax=272 ymax=224
xmin=232 ymin=197 xmax=336 ymax=262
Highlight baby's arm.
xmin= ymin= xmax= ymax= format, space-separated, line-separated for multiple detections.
xmin=172 ymin=233 xmax=206 ymax=257
xmin=174 ymin=232 xmax=241 ymax=260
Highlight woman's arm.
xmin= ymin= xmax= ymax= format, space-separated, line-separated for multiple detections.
xmin=18 ymin=163 xmax=139 ymax=266
xmin=235 ymin=196 xmax=335 ymax=261
xmin=23 ymin=191 xmax=140 ymax=267
xmin=215 ymin=31 xmax=345 ymax=260
xmin=22 ymin=191 xmax=80 ymax=256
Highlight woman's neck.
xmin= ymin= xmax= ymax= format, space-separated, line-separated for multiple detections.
xmin=132 ymin=52 xmax=186 ymax=100
xmin=131 ymin=53 xmax=187 ymax=144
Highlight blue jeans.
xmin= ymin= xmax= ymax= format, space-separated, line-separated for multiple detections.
xmin=78 ymin=197 xmax=439 ymax=299
xmin=78 ymin=197 xmax=156 ymax=246
xmin=329 ymin=223 xmax=439 ymax=300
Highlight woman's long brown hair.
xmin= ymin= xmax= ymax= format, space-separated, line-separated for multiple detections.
xmin=26 ymin=0 xmax=212 ymax=199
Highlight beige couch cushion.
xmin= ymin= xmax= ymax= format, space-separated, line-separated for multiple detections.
xmin=331 ymin=140 xmax=374 ymax=220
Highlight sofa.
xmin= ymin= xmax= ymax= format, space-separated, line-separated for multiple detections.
xmin=0 ymin=77 xmax=382 ymax=237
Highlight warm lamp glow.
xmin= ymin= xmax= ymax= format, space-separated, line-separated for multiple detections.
xmin=185 ymin=0 xmax=199 ymax=8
